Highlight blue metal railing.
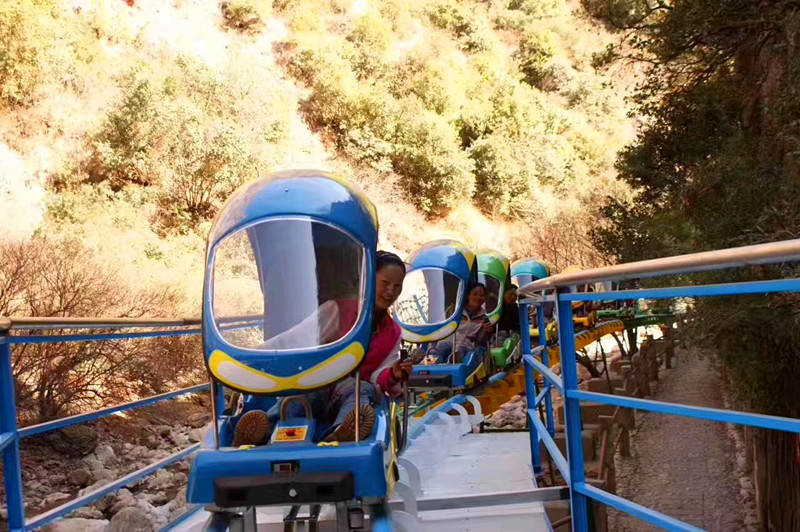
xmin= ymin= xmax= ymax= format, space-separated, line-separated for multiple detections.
xmin=0 ymin=318 xmax=209 ymax=532
xmin=517 ymin=239 xmax=800 ymax=531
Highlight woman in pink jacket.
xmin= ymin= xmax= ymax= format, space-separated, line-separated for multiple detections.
xmin=233 ymin=251 xmax=412 ymax=446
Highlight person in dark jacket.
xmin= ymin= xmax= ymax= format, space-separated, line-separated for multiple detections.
xmin=496 ymin=284 xmax=520 ymax=337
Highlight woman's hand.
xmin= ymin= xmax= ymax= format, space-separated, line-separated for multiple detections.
xmin=391 ymin=359 xmax=414 ymax=381
xmin=482 ymin=321 xmax=494 ymax=333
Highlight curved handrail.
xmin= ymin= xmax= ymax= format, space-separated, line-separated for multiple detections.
xmin=0 ymin=314 xmax=268 ymax=331
xmin=518 ymin=238 xmax=800 ymax=294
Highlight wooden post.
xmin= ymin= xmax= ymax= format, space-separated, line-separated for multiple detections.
xmin=664 ymin=326 xmax=674 ymax=369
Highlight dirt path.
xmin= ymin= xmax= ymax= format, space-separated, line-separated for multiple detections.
xmin=608 ymin=348 xmax=745 ymax=531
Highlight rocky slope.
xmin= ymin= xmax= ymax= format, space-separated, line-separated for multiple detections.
xmin=0 ymin=396 xmax=210 ymax=531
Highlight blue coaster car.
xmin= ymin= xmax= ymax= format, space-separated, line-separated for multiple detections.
xmin=186 ymin=170 xmax=399 ymax=530
xmin=393 ymin=240 xmax=491 ymax=391
xmin=511 ymin=258 xmax=556 ymax=344
xmin=409 ymin=346 xmax=488 ymax=390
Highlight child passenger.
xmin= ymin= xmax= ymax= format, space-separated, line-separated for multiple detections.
xmin=426 ymin=282 xmax=492 ymax=364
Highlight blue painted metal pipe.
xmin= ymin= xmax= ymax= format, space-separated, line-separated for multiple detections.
xmin=0 ymin=332 xmax=25 ymax=532
xmin=537 ymin=304 xmax=555 ymax=437
xmin=555 ymin=296 xmax=589 ymax=532
xmin=524 ymin=354 xmax=563 ymax=394
xmin=519 ymin=303 xmax=542 ymax=476
xmin=575 ymin=482 xmax=704 ymax=531
xmin=535 ymin=385 xmax=550 ymax=407
xmin=0 ymin=431 xmax=14 ymax=452
xmin=0 ymin=334 xmax=25 ymax=532
xmin=528 ymin=409 xmax=570 ymax=484
xmin=561 ymin=277 xmax=800 ymax=302
xmin=9 ymin=327 xmax=201 ymax=345
xmin=19 ymin=384 xmax=210 ymax=438
xmin=569 ymin=390 xmax=800 ymax=434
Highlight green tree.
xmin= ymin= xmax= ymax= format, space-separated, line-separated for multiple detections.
xmin=591 ymin=2 xmax=800 ymax=526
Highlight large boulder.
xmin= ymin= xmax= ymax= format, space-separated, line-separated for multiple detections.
xmin=82 ymin=456 xmax=114 ymax=482
xmin=44 ymin=426 xmax=98 ymax=457
xmin=42 ymin=518 xmax=109 ymax=532
xmin=186 ymin=412 xmax=211 ymax=428
xmin=146 ymin=469 xmax=174 ymax=491
xmin=67 ymin=469 xmax=91 ymax=488
xmin=68 ymin=506 xmax=105 ymax=520
xmin=168 ymin=487 xmax=188 ymax=520
xmin=108 ymin=507 xmax=153 ymax=532
xmin=41 ymin=492 xmax=71 ymax=508
xmin=95 ymin=445 xmax=117 ymax=466
xmin=135 ymin=499 xmax=168 ymax=529
xmin=109 ymin=489 xmax=136 ymax=516
xmin=141 ymin=492 xmax=168 ymax=505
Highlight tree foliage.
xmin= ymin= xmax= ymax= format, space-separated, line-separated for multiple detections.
xmin=591 ymin=0 xmax=800 ymax=415
xmin=276 ymin=0 xmax=626 ymax=218
xmin=85 ymin=57 xmax=291 ymax=228
xmin=592 ymin=6 xmax=800 ymax=523
xmin=0 ymin=237 xmax=204 ymax=424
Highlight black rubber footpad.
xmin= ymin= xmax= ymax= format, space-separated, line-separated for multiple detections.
xmin=409 ymin=373 xmax=452 ymax=388
xmin=214 ymin=472 xmax=355 ymax=506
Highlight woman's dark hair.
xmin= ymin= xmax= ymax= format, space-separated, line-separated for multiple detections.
xmin=376 ymin=250 xmax=406 ymax=273
xmin=467 ymin=282 xmax=486 ymax=295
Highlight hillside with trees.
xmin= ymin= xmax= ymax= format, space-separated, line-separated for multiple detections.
xmin=589 ymin=0 xmax=800 ymax=528
xmin=0 ymin=0 xmax=632 ymax=420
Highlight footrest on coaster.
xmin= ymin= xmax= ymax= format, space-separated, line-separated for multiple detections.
xmin=409 ymin=373 xmax=452 ymax=388
xmin=214 ymin=472 xmax=355 ymax=507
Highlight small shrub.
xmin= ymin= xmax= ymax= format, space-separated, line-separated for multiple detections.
xmin=391 ymin=51 xmax=470 ymax=117
xmin=220 ymin=0 xmax=271 ymax=34
xmin=292 ymin=43 xmax=396 ymax=166
xmin=508 ymin=0 xmax=568 ymax=19
xmin=426 ymin=0 xmax=493 ymax=53
xmin=391 ymin=103 xmax=476 ymax=216
xmin=0 ymin=0 xmax=59 ymax=107
xmin=88 ymin=71 xmax=158 ymax=187
xmin=469 ymin=134 xmax=531 ymax=215
xmin=0 ymin=237 xmax=205 ymax=423
xmin=273 ymin=0 xmax=330 ymax=32
xmin=87 ymin=56 xmax=292 ymax=228
xmin=516 ymin=29 xmax=558 ymax=88
xmin=346 ymin=12 xmax=393 ymax=78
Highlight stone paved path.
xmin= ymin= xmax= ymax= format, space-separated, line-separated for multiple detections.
xmin=607 ymin=349 xmax=745 ymax=531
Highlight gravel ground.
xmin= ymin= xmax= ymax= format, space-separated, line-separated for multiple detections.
xmin=608 ymin=348 xmax=746 ymax=532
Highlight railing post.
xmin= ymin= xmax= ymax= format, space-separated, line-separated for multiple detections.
xmin=556 ymin=294 xmax=589 ymax=531
xmin=518 ymin=302 xmax=542 ymax=477
xmin=537 ymin=304 xmax=555 ymax=437
xmin=0 ymin=326 xmax=26 ymax=532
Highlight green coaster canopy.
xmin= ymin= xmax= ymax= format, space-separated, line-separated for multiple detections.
xmin=476 ymin=249 xmax=511 ymax=325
